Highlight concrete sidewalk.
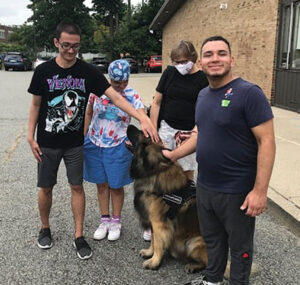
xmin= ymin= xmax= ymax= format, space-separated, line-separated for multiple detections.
xmin=268 ymin=107 xmax=300 ymax=234
xmin=130 ymin=74 xmax=300 ymax=235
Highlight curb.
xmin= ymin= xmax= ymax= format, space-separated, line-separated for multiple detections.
xmin=267 ymin=197 xmax=300 ymax=238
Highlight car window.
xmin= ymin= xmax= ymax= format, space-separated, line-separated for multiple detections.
xmin=124 ymin=57 xmax=136 ymax=63
xmin=93 ymin=57 xmax=106 ymax=60
xmin=5 ymin=55 xmax=22 ymax=60
xmin=92 ymin=57 xmax=108 ymax=62
xmin=40 ymin=56 xmax=52 ymax=61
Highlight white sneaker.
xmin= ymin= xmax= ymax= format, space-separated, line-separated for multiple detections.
xmin=107 ymin=222 xmax=121 ymax=241
xmin=184 ymin=274 xmax=225 ymax=285
xmin=143 ymin=229 xmax=151 ymax=241
xmin=93 ymin=221 xmax=110 ymax=240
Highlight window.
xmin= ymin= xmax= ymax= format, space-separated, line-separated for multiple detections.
xmin=0 ymin=30 xmax=5 ymax=39
xmin=278 ymin=1 xmax=300 ymax=69
xmin=278 ymin=6 xmax=291 ymax=68
xmin=291 ymin=3 xmax=300 ymax=68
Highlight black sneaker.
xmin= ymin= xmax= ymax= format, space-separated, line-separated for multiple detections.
xmin=37 ymin=228 xmax=53 ymax=249
xmin=74 ymin=237 xmax=93 ymax=260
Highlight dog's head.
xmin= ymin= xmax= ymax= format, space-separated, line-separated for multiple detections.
xmin=127 ymin=125 xmax=171 ymax=179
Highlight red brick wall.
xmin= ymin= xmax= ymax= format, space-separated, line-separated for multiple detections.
xmin=161 ymin=0 xmax=280 ymax=100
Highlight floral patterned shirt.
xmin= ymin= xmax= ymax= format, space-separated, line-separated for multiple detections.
xmin=87 ymin=86 xmax=144 ymax=147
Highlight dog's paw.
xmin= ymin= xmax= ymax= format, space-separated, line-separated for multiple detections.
xmin=184 ymin=263 xmax=205 ymax=274
xmin=139 ymin=248 xmax=153 ymax=259
xmin=143 ymin=258 xmax=160 ymax=270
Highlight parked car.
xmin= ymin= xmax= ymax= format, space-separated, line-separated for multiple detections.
xmin=0 ymin=57 xmax=2 ymax=70
xmin=145 ymin=55 xmax=162 ymax=73
xmin=4 ymin=52 xmax=32 ymax=71
xmin=91 ymin=57 xmax=109 ymax=73
xmin=33 ymin=56 xmax=53 ymax=69
xmin=123 ymin=56 xmax=139 ymax=73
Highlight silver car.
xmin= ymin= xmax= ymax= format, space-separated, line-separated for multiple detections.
xmin=33 ymin=56 xmax=53 ymax=70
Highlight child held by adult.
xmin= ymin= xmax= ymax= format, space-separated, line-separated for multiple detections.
xmin=83 ymin=59 xmax=144 ymax=241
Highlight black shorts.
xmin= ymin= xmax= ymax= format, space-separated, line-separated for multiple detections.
xmin=37 ymin=146 xmax=83 ymax=188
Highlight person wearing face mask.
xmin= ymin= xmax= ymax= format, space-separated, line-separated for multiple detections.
xmin=144 ymin=40 xmax=208 ymax=242
xmin=150 ymin=40 xmax=208 ymax=180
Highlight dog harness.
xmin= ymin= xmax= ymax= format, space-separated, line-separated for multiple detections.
xmin=162 ymin=180 xmax=196 ymax=219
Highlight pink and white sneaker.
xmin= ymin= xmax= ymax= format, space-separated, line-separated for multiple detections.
xmin=108 ymin=222 xmax=122 ymax=241
xmin=143 ymin=229 xmax=152 ymax=242
xmin=93 ymin=218 xmax=110 ymax=240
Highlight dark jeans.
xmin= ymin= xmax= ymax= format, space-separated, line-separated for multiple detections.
xmin=196 ymin=186 xmax=255 ymax=285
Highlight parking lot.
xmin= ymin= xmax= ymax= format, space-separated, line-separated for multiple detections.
xmin=0 ymin=69 xmax=299 ymax=285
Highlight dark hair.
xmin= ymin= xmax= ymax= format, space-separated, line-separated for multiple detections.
xmin=170 ymin=40 xmax=198 ymax=63
xmin=55 ymin=21 xmax=81 ymax=40
xmin=201 ymin=36 xmax=231 ymax=54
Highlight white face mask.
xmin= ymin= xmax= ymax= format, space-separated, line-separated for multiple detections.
xmin=175 ymin=61 xmax=194 ymax=75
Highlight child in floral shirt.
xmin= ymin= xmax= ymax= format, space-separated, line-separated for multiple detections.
xmin=83 ymin=59 xmax=144 ymax=241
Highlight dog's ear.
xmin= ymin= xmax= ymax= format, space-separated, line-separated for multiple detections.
xmin=127 ymin=125 xmax=142 ymax=149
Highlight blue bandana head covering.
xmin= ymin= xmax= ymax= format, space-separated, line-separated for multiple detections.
xmin=108 ymin=59 xmax=130 ymax=81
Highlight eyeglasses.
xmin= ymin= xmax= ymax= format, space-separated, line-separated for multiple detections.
xmin=59 ymin=42 xmax=81 ymax=51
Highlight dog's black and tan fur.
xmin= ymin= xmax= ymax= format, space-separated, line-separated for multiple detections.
xmin=127 ymin=125 xmax=207 ymax=272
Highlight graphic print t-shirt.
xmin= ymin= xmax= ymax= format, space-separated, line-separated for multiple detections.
xmin=28 ymin=58 xmax=110 ymax=148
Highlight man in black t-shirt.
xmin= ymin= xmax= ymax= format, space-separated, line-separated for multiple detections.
xmin=163 ymin=36 xmax=275 ymax=285
xmin=27 ymin=21 xmax=157 ymax=260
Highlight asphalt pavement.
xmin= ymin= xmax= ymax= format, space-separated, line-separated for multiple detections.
xmin=0 ymin=70 xmax=299 ymax=285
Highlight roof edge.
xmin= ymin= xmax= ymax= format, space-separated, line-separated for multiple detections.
xmin=149 ymin=0 xmax=187 ymax=31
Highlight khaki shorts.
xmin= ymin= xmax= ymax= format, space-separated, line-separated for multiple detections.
xmin=37 ymin=146 xmax=83 ymax=188
xmin=159 ymin=120 xmax=196 ymax=172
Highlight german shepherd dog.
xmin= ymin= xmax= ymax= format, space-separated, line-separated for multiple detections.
xmin=126 ymin=125 xmax=208 ymax=273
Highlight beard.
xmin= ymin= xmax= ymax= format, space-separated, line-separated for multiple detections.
xmin=203 ymin=64 xmax=231 ymax=81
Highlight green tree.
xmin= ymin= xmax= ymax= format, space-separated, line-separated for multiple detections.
xmin=9 ymin=25 xmax=36 ymax=56
xmin=112 ymin=0 xmax=164 ymax=63
xmin=92 ymin=0 xmax=126 ymax=60
xmin=27 ymin=0 xmax=96 ymax=52
xmin=0 ymin=42 xmax=27 ymax=54
xmin=92 ymin=0 xmax=163 ymax=62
